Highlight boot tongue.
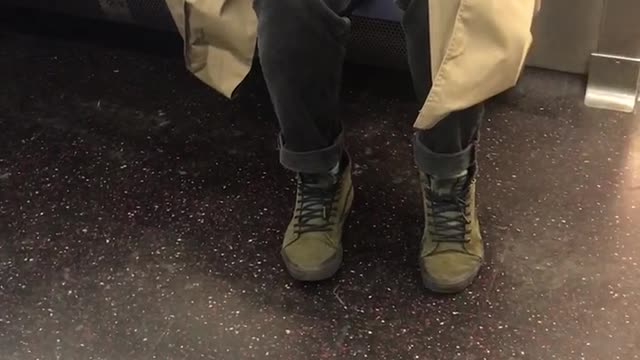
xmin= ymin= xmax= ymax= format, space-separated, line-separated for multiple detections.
xmin=429 ymin=170 xmax=468 ymax=196
xmin=297 ymin=171 xmax=338 ymax=227
xmin=427 ymin=170 xmax=470 ymax=243
xmin=300 ymin=161 xmax=341 ymax=189
xmin=300 ymin=173 xmax=337 ymax=189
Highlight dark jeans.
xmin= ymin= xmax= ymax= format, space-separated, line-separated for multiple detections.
xmin=253 ymin=0 xmax=482 ymax=178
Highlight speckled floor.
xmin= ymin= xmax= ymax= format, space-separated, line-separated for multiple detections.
xmin=2 ymin=11 xmax=640 ymax=360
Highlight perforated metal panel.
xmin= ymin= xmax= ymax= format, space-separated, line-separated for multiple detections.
xmin=10 ymin=0 xmax=174 ymax=30
xmin=12 ymin=0 xmax=103 ymax=19
xmin=7 ymin=0 xmax=409 ymax=69
xmin=348 ymin=16 xmax=408 ymax=69
xmin=3 ymin=0 xmax=612 ymax=74
xmin=126 ymin=0 xmax=175 ymax=30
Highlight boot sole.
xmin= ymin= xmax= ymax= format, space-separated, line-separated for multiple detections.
xmin=283 ymin=250 xmax=344 ymax=282
xmin=421 ymin=265 xmax=481 ymax=294
xmin=282 ymin=186 xmax=354 ymax=282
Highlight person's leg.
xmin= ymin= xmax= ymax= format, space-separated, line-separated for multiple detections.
xmin=399 ymin=0 xmax=483 ymax=151
xmin=399 ymin=0 xmax=484 ymax=293
xmin=253 ymin=0 xmax=354 ymax=281
xmin=254 ymin=0 xmax=350 ymax=173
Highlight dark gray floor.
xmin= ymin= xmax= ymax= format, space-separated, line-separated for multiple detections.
xmin=1 ymin=12 xmax=640 ymax=360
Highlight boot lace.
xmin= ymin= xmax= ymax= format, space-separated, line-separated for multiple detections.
xmin=294 ymin=176 xmax=339 ymax=235
xmin=426 ymin=181 xmax=472 ymax=243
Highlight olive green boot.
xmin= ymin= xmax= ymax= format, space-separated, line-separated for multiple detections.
xmin=419 ymin=166 xmax=483 ymax=293
xmin=281 ymin=156 xmax=354 ymax=281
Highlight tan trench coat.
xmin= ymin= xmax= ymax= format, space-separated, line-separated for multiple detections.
xmin=165 ymin=0 xmax=539 ymax=129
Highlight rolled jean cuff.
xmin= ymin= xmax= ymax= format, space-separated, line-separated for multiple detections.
xmin=279 ymin=133 xmax=344 ymax=173
xmin=413 ymin=134 xmax=475 ymax=178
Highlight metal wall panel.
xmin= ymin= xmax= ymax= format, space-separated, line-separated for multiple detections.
xmin=527 ymin=0 xmax=604 ymax=74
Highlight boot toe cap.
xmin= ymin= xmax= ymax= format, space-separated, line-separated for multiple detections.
xmin=281 ymin=236 xmax=342 ymax=281
xmin=421 ymin=252 xmax=482 ymax=293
